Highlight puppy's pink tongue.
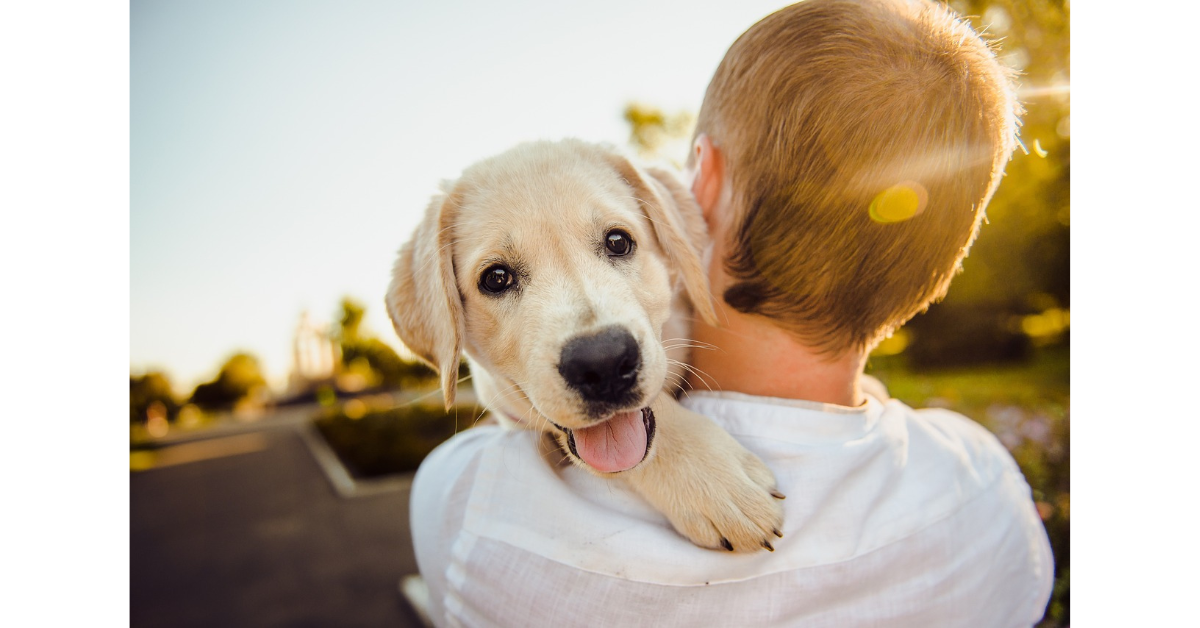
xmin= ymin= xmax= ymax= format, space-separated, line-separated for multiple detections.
xmin=572 ymin=410 xmax=647 ymax=473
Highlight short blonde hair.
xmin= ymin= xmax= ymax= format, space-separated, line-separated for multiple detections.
xmin=695 ymin=0 xmax=1020 ymax=353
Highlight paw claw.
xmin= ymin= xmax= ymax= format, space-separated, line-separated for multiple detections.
xmin=720 ymin=537 xmax=733 ymax=552
xmin=762 ymin=540 xmax=774 ymax=552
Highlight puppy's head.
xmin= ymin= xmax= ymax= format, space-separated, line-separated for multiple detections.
xmin=387 ymin=140 xmax=714 ymax=472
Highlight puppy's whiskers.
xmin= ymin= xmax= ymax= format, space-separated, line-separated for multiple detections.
xmin=667 ymin=358 xmax=720 ymax=392
xmin=485 ymin=383 xmax=533 ymax=418
xmin=374 ymin=374 xmax=474 ymax=413
xmin=662 ymin=337 xmax=718 ymax=351
xmin=663 ymin=371 xmax=687 ymax=391
xmin=481 ymin=381 xmax=558 ymax=435
xmin=476 ymin=380 xmax=525 ymax=426
xmin=662 ymin=341 xmax=719 ymax=353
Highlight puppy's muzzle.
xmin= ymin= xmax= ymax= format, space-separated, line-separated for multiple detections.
xmin=557 ymin=326 xmax=641 ymax=406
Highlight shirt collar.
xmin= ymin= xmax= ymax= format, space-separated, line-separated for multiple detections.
xmin=682 ymin=389 xmax=884 ymax=444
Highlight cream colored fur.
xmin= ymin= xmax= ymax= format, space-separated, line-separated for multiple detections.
xmin=387 ymin=139 xmax=783 ymax=552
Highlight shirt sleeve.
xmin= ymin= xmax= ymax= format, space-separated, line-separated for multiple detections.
xmin=915 ymin=407 xmax=1056 ymax=625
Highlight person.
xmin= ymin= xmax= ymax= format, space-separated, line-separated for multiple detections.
xmin=408 ymin=0 xmax=1054 ymax=625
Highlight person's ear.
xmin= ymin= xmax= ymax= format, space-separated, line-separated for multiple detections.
xmin=690 ymin=134 xmax=725 ymax=228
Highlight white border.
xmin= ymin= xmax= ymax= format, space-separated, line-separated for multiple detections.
xmin=1 ymin=1 xmax=129 ymax=624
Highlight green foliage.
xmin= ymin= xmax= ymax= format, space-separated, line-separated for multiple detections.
xmin=129 ymin=371 xmax=179 ymax=423
xmin=334 ymin=297 xmax=438 ymax=391
xmin=313 ymin=402 xmax=483 ymax=478
xmin=341 ymin=337 xmax=436 ymax=389
xmin=623 ymin=103 xmax=695 ymax=164
xmin=189 ymin=352 xmax=267 ymax=412
xmin=337 ymin=297 xmax=365 ymax=344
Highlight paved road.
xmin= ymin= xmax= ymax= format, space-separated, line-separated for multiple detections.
xmin=131 ymin=427 xmax=424 ymax=627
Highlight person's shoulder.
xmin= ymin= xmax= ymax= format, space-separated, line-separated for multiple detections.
xmin=899 ymin=401 xmax=1022 ymax=475
xmin=878 ymin=398 xmax=1037 ymax=530
xmin=415 ymin=424 xmax=489 ymax=480
xmin=892 ymin=400 xmax=1055 ymax=618
xmin=865 ymin=375 xmax=1003 ymax=458
xmin=414 ymin=423 xmax=539 ymax=488
xmin=410 ymin=424 xmax=546 ymax=570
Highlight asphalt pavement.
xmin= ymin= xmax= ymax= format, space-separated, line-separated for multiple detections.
xmin=131 ymin=427 xmax=424 ymax=627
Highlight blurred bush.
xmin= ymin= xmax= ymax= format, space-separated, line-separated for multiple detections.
xmin=130 ymin=371 xmax=179 ymax=423
xmin=313 ymin=401 xmax=484 ymax=478
xmin=334 ymin=297 xmax=437 ymax=392
xmin=623 ymin=103 xmax=695 ymax=166
xmin=188 ymin=352 xmax=268 ymax=413
xmin=903 ymin=301 xmax=1033 ymax=368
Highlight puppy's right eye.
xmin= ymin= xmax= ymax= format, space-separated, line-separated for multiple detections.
xmin=480 ymin=265 xmax=516 ymax=294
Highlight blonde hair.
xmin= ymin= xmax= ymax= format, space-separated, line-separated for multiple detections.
xmin=695 ymin=0 xmax=1020 ymax=353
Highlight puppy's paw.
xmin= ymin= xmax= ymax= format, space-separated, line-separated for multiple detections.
xmin=623 ymin=397 xmax=785 ymax=553
xmin=661 ymin=448 xmax=785 ymax=553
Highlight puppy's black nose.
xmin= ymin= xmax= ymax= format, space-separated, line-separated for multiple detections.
xmin=558 ymin=326 xmax=641 ymax=403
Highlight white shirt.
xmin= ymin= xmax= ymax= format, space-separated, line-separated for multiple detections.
xmin=410 ymin=390 xmax=1054 ymax=627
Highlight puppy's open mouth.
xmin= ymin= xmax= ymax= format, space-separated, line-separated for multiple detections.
xmin=560 ymin=407 xmax=656 ymax=473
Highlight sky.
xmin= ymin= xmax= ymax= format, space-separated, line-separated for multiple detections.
xmin=130 ymin=0 xmax=793 ymax=392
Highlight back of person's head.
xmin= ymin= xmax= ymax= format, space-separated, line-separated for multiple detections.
xmin=694 ymin=0 xmax=1020 ymax=354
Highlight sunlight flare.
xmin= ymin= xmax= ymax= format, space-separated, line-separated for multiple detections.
xmin=869 ymin=181 xmax=928 ymax=224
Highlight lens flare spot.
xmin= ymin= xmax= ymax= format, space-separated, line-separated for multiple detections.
xmin=1021 ymin=307 xmax=1070 ymax=342
xmin=871 ymin=329 xmax=911 ymax=357
xmin=344 ymin=398 xmax=367 ymax=420
xmin=869 ymin=182 xmax=927 ymax=224
xmin=146 ymin=400 xmax=169 ymax=438
xmin=1034 ymin=139 xmax=1048 ymax=158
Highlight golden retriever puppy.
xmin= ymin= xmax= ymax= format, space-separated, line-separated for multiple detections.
xmin=387 ymin=139 xmax=783 ymax=552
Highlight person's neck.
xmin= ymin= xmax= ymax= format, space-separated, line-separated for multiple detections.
xmin=686 ymin=299 xmax=867 ymax=407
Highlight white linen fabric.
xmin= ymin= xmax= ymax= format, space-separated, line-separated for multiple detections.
xmin=410 ymin=390 xmax=1054 ymax=627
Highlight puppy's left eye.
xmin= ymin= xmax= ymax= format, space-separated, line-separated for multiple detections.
xmin=605 ymin=230 xmax=634 ymax=257
xmin=480 ymin=264 xmax=516 ymax=294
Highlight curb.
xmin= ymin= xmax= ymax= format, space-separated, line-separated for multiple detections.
xmin=297 ymin=423 xmax=414 ymax=498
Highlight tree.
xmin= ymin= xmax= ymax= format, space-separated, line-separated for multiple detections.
xmin=334 ymin=297 xmax=437 ymax=390
xmin=130 ymin=371 xmax=179 ymax=423
xmin=623 ymin=103 xmax=695 ymax=165
xmin=338 ymin=297 xmax=365 ymax=344
xmin=189 ymin=352 xmax=267 ymax=412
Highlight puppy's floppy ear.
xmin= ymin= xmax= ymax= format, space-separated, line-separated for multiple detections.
xmin=606 ymin=154 xmax=718 ymax=326
xmin=386 ymin=185 xmax=466 ymax=409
